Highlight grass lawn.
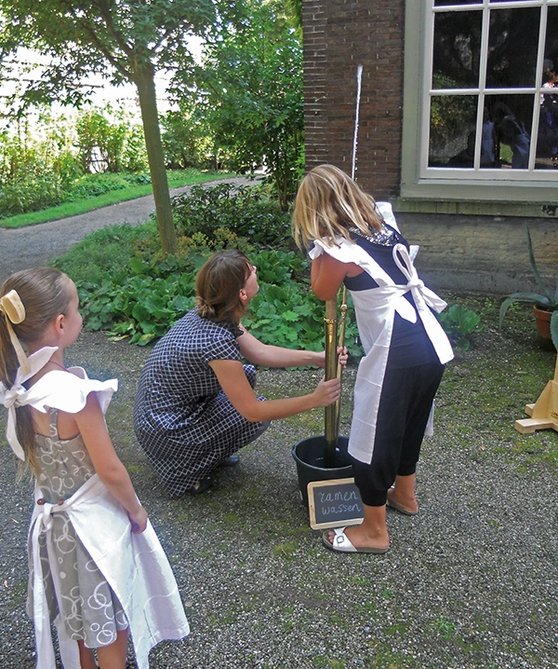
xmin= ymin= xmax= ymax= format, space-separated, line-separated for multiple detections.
xmin=0 ymin=169 xmax=236 ymax=229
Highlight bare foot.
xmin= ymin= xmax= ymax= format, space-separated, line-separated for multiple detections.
xmin=323 ymin=525 xmax=390 ymax=553
xmin=387 ymin=487 xmax=418 ymax=516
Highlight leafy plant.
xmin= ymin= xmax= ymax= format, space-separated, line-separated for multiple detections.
xmin=439 ymin=303 xmax=481 ymax=350
xmin=499 ymin=226 xmax=558 ymax=349
xmin=178 ymin=0 xmax=304 ymax=210
xmin=171 ymin=183 xmax=292 ymax=249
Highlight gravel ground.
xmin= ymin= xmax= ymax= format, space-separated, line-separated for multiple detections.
xmin=0 ymin=196 xmax=557 ymax=668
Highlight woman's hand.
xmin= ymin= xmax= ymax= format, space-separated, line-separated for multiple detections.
xmin=128 ymin=505 xmax=148 ymax=534
xmin=312 ymin=377 xmax=342 ymax=407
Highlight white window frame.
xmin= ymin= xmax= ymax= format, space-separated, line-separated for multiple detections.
xmin=400 ymin=0 xmax=558 ymax=209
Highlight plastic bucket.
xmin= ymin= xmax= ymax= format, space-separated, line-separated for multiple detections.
xmin=291 ymin=435 xmax=353 ymax=506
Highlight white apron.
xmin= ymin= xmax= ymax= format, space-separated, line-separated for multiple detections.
xmin=29 ymin=475 xmax=189 ymax=669
xmin=309 ymin=227 xmax=453 ymax=464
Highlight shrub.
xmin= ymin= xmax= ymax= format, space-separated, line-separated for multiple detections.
xmin=75 ymin=108 xmax=147 ymax=173
xmin=0 ymin=133 xmax=82 ymax=215
xmin=439 ymin=303 xmax=481 ymax=350
xmin=171 ymin=182 xmax=292 ymax=249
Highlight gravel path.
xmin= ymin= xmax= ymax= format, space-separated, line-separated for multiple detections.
xmin=0 ymin=189 xmax=556 ymax=668
xmin=0 ymin=177 xmax=252 ymax=283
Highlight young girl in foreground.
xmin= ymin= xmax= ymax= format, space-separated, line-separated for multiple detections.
xmin=293 ymin=165 xmax=454 ymax=554
xmin=0 ymin=268 xmax=189 ymax=668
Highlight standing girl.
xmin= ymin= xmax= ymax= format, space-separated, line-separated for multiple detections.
xmin=0 ymin=268 xmax=189 ymax=668
xmin=292 ymin=165 xmax=453 ymax=554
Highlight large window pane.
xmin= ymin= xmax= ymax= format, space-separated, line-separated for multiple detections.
xmin=429 ymin=95 xmax=477 ymax=166
xmin=535 ymin=6 xmax=558 ymax=169
xmin=536 ymin=92 xmax=558 ymax=168
xmin=422 ymin=1 xmax=558 ymax=180
xmin=435 ymin=1 xmax=481 ymax=6
xmin=486 ymin=8 xmax=540 ymax=87
xmin=544 ymin=6 xmax=558 ymax=77
xmin=433 ymin=11 xmax=481 ymax=88
xmin=490 ymin=94 xmax=533 ymax=168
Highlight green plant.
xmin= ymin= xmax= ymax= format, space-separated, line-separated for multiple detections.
xmin=439 ymin=303 xmax=481 ymax=350
xmin=499 ymin=226 xmax=558 ymax=349
xmin=171 ymin=183 xmax=292 ymax=248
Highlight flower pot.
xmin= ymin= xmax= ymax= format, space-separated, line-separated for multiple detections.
xmin=533 ymin=305 xmax=556 ymax=350
xmin=291 ymin=435 xmax=353 ymax=506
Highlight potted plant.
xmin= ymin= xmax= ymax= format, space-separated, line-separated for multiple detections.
xmin=499 ymin=226 xmax=558 ymax=350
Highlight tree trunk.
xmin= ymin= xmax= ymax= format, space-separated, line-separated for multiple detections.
xmin=134 ymin=63 xmax=176 ymax=254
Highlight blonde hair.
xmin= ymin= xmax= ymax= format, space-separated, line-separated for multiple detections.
xmin=0 ymin=268 xmax=74 ymax=474
xmin=292 ymin=164 xmax=383 ymax=249
xmin=195 ymin=250 xmax=252 ymax=326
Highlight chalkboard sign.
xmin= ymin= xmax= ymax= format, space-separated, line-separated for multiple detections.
xmin=307 ymin=477 xmax=364 ymax=530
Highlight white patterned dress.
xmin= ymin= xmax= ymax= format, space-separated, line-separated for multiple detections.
xmin=27 ymin=408 xmax=129 ymax=648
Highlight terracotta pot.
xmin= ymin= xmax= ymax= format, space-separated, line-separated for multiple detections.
xmin=533 ymin=304 xmax=555 ymax=349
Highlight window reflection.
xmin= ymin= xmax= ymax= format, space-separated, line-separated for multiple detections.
xmin=429 ymin=94 xmax=534 ymax=169
xmin=486 ymin=8 xmax=539 ymax=88
xmin=536 ymin=74 xmax=558 ymax=169
xmin=492 ymin=97 xmax=532 ymax=168
xmin=433 ymin=11 xmax=481 ymax=89
xmin=430 ymin=2 xmax=558 ymax=172
xmin=429 ymin=96 xmax=476 ymax=166
xmin=434 ymin=1 xmax=481 ymax=6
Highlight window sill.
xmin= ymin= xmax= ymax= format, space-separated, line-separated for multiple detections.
xmin=392 ymin=196 xmax=558 ymax=218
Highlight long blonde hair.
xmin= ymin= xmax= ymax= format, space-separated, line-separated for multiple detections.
xmin=0 ymin=268 xmax=74 ymax=474
xmin=292 ymin=164 xmax=383 ymax=249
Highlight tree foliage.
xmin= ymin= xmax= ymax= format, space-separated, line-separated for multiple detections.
xmin=172 ymin=0 xmax=304 ymax=210
xmin=0 ymin=0 xmax=215 ymax=253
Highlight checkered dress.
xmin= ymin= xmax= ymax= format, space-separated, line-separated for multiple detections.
xmin=134 ymin=309 xmax=267 ymax=497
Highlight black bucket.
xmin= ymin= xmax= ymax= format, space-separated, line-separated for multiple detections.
xmin=291 ymin=435 xmax=354 ymax=506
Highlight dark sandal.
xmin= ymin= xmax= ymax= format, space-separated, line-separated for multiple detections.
xmin=184 ymin=476 xmax=212 ymax=495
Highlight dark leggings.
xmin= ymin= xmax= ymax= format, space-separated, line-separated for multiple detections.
xmin=351 ymin=360 xmax=444 ymax=507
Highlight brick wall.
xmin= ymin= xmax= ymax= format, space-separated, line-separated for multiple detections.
xmin=303 ymin=0 xmax=405 ymax=200
xmin=302 ymin=0 xmax=557 ymax=294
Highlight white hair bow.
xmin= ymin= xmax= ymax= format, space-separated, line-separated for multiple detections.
xmin=0 ymin=347 xmax=58 ymax=460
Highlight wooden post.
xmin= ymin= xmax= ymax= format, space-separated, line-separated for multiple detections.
xmin=515 ymin=354 xmax=558 ymax=434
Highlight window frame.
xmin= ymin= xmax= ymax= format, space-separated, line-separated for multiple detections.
xmin=400 ymin=0 xmax=558 ymax=211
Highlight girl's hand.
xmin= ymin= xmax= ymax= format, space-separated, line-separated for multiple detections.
xmin=316 ymin=346 xmax=349 ymax=369
xmin=337 ymin=346 xmax=349 ymax=368
xmin=128 ymin=505 xmax=148 ymax=534
xmin=313 ymin=377 xmax=342 ymax=407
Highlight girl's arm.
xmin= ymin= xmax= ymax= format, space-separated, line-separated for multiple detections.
xmin=208 ymin=359 xmax=341 ymax=423
xmin=311 ymin=253 xmax=359 ymax=300
xmin=73 ymin=394 xmax=148 ymax=533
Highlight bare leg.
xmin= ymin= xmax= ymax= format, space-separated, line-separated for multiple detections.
xmin=387 ymin=473 xmax=418 ymax=514
xmin=324 ymin=502 xmax=390 ymax=552
xmin=96 ymin=629 xmax=129 ymax=669
xmin=77 ymin=641 xmax=97 ymax=669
